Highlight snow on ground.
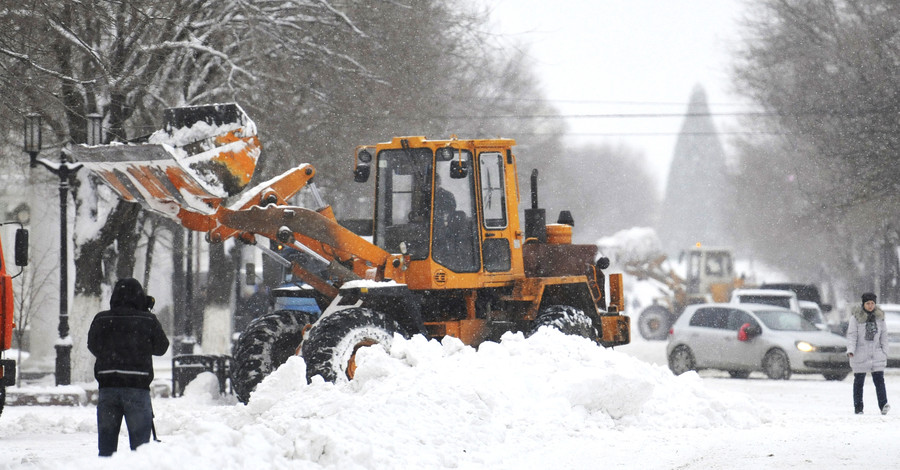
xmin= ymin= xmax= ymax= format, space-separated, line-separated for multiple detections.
xmin=4 ymin=327 xmax=900 ymax=470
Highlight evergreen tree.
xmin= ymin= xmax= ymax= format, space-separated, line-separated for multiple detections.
xmin=657 ymin=85 xmax=731 ymax=254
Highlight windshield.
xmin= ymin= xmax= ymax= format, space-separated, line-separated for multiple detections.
xmin=374 ymin=148 xmax=433 ymax=259
xmin=800 ymin=307 xmax=824 ymax=324
xmin=705 ymin=251 xmax=732 ymax=277
xmin=432 ymin=148 xmax=479 ymax=272
xmin=755 ymin=310 xmax=820 ymax=331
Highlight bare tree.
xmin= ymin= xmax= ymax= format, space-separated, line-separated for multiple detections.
xmin=0 ymin=1 xmax=568 ymax=367
xmin=540 ymin=141 xmax=659 ymax=244
xmin=732 ymin=0 xmax=900 ymax=297
xmin=12 ymin=240 xmax=55 ymax=387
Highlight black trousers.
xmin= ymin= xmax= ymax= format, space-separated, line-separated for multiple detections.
xmin=853 ymin=371 xmax=887 ymax=412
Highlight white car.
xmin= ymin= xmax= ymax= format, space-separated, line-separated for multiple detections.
xmin=667 ymin=303 xmax=850 ymax=380
xmin=799 ymin=300 xmax=828 ymax=330
xmin=880 ymin=303 xmax=900 ymax=367
xmin=731 ymin=288 xmax=800 ymax=312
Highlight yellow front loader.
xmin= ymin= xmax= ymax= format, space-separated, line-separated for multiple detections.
xmin=75 ymin=103 xmax=630 ymax=402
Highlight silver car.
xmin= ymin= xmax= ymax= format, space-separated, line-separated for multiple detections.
xmin=667 ymin=303 xmax=850 ymax=380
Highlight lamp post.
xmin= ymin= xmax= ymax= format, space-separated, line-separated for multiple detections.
xmin=23 ymin=113 xmax=89 ymax=386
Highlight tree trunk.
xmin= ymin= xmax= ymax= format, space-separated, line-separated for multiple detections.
xmin=170 ymin=223 xmax=195 ymax=354
xmin=74 ymin=200 xmax=141 ymax=296
xmin=201 ymin=242 xmax=235 ymax=354
xmin=70 ymin=199 xmax=141 ymax=383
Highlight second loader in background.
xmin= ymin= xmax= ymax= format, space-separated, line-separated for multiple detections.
xmin=75 ymin=103 xmax=631 ymax=403
xmin=623 ymin=244 xmax=748 ymax=340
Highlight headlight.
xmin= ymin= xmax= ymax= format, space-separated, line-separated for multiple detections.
xmin=796 ymin=341 xmax=816 ymax=352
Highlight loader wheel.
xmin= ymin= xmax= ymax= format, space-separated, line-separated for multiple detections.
xmin=301 ymin=307 xmax=409 ymax=383
xmin=0 ymin=383 xmax=5 ymax=417
xmin=231 ymin=310 xmax=314 ymax=404
xmin=638 ymin=305 xmax=675 ymax=341
xmin=528 ymin=305 xmax=597 ymax=340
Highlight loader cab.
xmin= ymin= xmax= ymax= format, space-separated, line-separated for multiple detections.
xmin=364 ymin=137 xmax=523 ymax=289
xmin=685 ymin=247 xmax=736 ymax=302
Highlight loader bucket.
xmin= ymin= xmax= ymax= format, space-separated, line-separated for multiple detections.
xmin=71 ymin=103 xmax=260 ymax=216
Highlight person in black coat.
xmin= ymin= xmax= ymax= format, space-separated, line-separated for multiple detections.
xmin=88 ymin=278 xmax=169 ymax=456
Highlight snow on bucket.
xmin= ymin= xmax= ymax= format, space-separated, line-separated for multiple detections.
xmin=72 ymin=103 xmax=260 ymax=217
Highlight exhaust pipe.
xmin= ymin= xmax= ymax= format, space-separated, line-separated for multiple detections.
xmin=524 ymin=169 xmax=546 ymax=243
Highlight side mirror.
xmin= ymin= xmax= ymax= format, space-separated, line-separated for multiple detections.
xmin=354 ymin=148 xmax=373 ymax=183
xmin=354 ymin=164 xmax=370 ymax=183
xmin=450 ymin=160 xmax=468 ymax=179
xmin=739 ymin=323 xmax=762 ymax=341
xmin=14 ymin=228 xmax=28 ymax=267
xmin=596 ymin=257 xmax=610 ymax=270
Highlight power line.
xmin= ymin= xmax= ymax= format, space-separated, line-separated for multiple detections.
xmin=421 ymin=111 xmax=844 ymax=119
xmin=469 ymin=97 xmax=751 ymax=107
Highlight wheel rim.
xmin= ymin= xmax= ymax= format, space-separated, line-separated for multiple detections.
xmin=345 ymin=339 xmax=378 ymax=380
xmin=765 ymin=351 xmax=788 ymax=379
xmin=671 ymin=348 xmax=693 ymax=375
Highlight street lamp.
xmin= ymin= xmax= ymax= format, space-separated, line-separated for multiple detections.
xmin=23 ymin=113 xmax=86 ymax=386
xmin=86 ymin=113 xmax=103 ymax=146
xmin=24 ymin=113 xmax=42 ymax=166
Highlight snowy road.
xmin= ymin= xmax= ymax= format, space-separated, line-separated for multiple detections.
xmin=3 ymin=334 xmax=900 ymax=469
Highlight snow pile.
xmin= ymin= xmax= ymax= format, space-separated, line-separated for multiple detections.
xmin=596 ymin=227 xmax=664 ymax=267
xmin=0 ymin=405 xmax=95 ymax=436
xmin=72 ymin=330 xmax=762 ymax=470
xmin=149 ymin=119 xmax=254 ymax=150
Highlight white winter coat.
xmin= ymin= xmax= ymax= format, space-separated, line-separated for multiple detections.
xmin=846 ymin=305 xmax=888 ymax=373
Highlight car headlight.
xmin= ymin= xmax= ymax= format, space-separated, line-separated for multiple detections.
xmin=796 ymin=341 xmax=816 ymax=352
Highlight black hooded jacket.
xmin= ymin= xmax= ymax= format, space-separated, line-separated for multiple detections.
xmin=88 ymin=278 xmax=169 ymax=389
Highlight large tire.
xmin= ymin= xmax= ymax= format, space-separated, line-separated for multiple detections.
xmin=668 ymin=345 xmax=696 ymax=375
xmin=0 ymin=383 xmax=5 ymax=418
xmin=301 ymin=307 xmax=409 ymax=383
xmin=528 ymin=304 xmax=597 ymax=340
xmin=763 ymin=349 xmax=792 ymax=380
xmin=232 ymin=310 xmax=314 ymax=403
xmin=638 ymin=305 xmax=675 ymax=341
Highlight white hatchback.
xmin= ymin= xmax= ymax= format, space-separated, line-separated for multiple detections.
xmin=667 ymin=303 xmax=850 ymax=380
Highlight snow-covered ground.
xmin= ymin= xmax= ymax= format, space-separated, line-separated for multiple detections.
xmin=3 ymin=328 xmax=900 ymax=470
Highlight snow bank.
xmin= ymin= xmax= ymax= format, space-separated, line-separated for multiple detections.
xmin=78 ymin=330 xmax=762 ymax=470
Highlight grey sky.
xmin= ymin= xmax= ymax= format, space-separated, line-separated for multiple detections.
xmin=482 ymin=0 xmax=749 ymax=193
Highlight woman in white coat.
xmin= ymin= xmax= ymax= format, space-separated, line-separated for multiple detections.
xmin=846 ymin=292 xmax=889 ymax=415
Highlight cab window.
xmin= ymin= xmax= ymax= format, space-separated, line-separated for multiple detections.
xmin=479 ymin=152 xmax=507 ymax=229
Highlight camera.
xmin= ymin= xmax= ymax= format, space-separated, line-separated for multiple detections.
xmin=144 ymin=295 xmax=156 ymax=311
